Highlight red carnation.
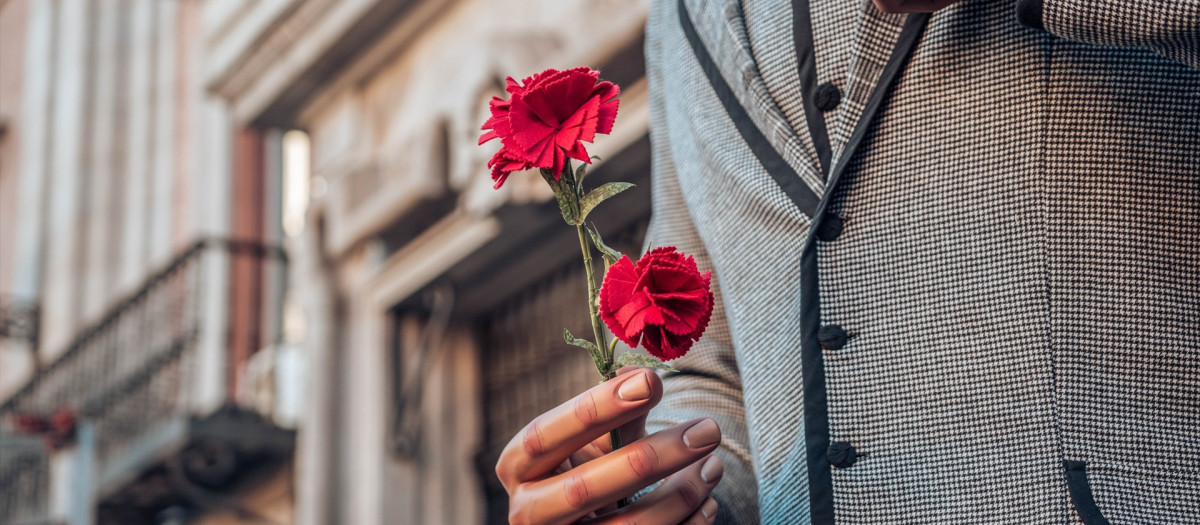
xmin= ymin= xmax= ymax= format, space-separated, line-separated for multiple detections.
xmin=599 ymin=247 xmax=714 ymax=361
xmin=479 ymin=67 xmax=619 ymax=188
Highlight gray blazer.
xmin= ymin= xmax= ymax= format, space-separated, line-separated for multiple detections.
xmin=643 ymin=0 xmax=1199 ymax=523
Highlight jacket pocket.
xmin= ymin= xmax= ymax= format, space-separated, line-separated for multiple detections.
xmin=1065 ymin=461 xmax=1111 ymax=525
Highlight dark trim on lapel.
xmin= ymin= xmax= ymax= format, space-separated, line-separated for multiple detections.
xmin=798 ymin=244 xmax=833 ymax=523
xmin=1065 ymin=461 xmax=1112 ymax=525
xmin=803 ymin=12 xmax=929 ymax=249
xmin=793 ymin=0 xmax=832 ymax=176
xmin=677 ymin=0 xmax=820 ymax=220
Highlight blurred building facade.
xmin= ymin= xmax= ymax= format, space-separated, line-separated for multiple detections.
xmin=1 ymin=0 xmax=295 ymax=523
xmin=1 ymin=0 xmax=651 ymax=524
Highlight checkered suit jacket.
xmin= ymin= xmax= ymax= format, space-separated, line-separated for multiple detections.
xmin=642 ymin=0 xmax=1199 ymax=523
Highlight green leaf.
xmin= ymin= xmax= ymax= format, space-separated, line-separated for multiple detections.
xmin=612 ymin=352 xmax=679 ymax=373
xmin=579 ymin=182 xmax=634 ymax=222
xmin=586 ymin=224 xmax=622 ymax=267
xmin=565 ymin=329 xmax=607 ymax=374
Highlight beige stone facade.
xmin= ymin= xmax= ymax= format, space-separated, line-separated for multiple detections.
xmin=205 ymin=0 xmax=652 ymax=523
xmin=1 ymin=0 xmax=651 ymax=523
xmin=1 ymin=0 xmax=291 ymax=523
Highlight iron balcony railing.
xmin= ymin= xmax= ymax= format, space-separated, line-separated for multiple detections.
xmin=0 ymin=238 xmax=286 ymax=525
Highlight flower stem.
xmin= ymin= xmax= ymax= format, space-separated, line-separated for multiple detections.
xmin=574 ymin=191 xmax=628 ymax=508
xmin=569 ymin=161 xmax=627 ymax=508
xmin=577 ymin=223 xmax=610 ymax=372
xmin=608 ymin=426 xmax=628 ymax=508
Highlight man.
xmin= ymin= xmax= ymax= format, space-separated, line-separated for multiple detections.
xmin=495 ymin=0 xmax=1200 ymax=523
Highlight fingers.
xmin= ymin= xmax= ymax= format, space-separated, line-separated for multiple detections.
xmin=496 ymin=368 xmax=664 ymax=490
xmin=873 ymin=0 xmax=959 ymax=13
xmin=685 ymin=498 xmax=720 ymax=525
xmin=568 ymin=400 xmax=652 ymax=468
xmin=585 ymin=454 xmax=724 ymax=525
xmin=509 ymin=417 xmax=722 ymax=525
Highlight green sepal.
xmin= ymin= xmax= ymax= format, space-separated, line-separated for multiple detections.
xmin=565 ymin=329 xmax=607 ymax=374
xmin=541 ymin=168 xmax=582 ymax=225
xmin=579 ymin=182 xmax=634 ymax=223
xmin=574 ymin=156 xmax=602 ymax=183
xmin=586 ymin=224 xmax=623 ymax=269
xmin=612 ymin=352 xmax=679 ymax=373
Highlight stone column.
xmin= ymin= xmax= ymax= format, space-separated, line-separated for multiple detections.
xmin=190 ymin=99 xmax=233 ymax=414
xmin=118 ymin=0 xmax=154 ymax=292
xmin=40 ymin=0 xmax=91 ymax=355
xmin=82 ymin=0 xmax=121 ymax=322
xmin=293 ymin=211 xmax=339 ymax=525
xmin=149 ymin=0 xmax=178 ymax=266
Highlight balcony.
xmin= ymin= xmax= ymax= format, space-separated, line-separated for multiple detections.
xmin=0 ymin=238 xmax=293 ymax=525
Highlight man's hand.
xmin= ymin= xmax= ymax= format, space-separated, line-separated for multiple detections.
xmin=873 ymin=0 xmax=961 ymax=13
xmin=496 ymin=367 xmax=724 ymax=525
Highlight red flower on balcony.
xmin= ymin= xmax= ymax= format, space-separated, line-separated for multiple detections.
xmin=599 ymin=247 xmax=714 ymax=361
xmin=8 ymin=406 xmax=77 ymax=451
xmin=479 ymin=67 xmax=620 ymax=188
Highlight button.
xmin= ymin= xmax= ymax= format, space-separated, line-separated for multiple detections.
xmin=818 ymin=325 xmax=849 ymax=350
xmin=813 ymin=82 xmax=842 ymax=112
xmin=828 ymin=441 xmax=858 ymax=469
xmin=816 ymin=214 xmax=844 ymax=242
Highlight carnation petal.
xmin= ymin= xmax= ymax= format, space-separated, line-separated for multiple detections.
xmin=614 ymin=294 xmax=657 ymax=345
xmin=649 ymin=266 xmax=701 ymax=292
xmin=593 ymin=80 xmax=620 ymax=103
xmin=642 ymin=326 xmax=694 ymax=361
xmin=575 ymin=97 xmax=602 ymax=144
xmin=478 ymin=130 xmax=500 ymax=145
xmin=596 ymin=98 xmax=619 ymax=136
xmin=555 ymin=102 xmax=591 ymax=148
xmin=600 ymin=256 xmax=639 ymax=308
xmin=506 ymin=76 xmax=525 ymax=94
xmin=600 ymin=256 xmax=645 ymax=346
xmin=565 ymin=141 xmax=591 ymax=165
xmin=486 ymin=148 xmax=532 ymax=189
xmin=520 ymin=86 xmax=565 ymax=127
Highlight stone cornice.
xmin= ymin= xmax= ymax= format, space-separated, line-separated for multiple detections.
xmin=206 ymin=0 xmax=441 ymax=126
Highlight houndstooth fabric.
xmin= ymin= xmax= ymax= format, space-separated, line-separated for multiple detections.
xmin=644 ymin=0 xmax=1200 ymax=523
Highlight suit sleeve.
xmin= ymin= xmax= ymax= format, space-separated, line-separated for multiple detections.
xmin=640 ymin=2 xmax=760 ymax=523
xmin=1015 ymin=0 xmax=1200 ymax=67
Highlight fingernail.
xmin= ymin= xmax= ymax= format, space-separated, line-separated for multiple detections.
xmin=700 ymin=454 xmax=724 ymax=483
xmin=682 ymin=418 xmax=720 ymax=449
xmin=617 ymin=372 xmax=651 ymax=401
xmin=701 ymin=497 xmax=718 ymax=519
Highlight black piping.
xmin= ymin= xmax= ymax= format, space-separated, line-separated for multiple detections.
xmin=798 ymin=245 xmax=833 ymax=522
xmin=793 ymin=0 xmax=833 ymax=176
xmin=1065 ymin=461 xmax=1111 ymax=525
xmin=802 ymin=13 xmax=930 ymax=250
xmin=677 ymin=0 xmax=820 ymax=220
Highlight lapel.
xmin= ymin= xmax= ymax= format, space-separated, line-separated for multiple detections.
xmin=828 ymin=6 xmax=912 ymax=167
xmin=678 ymin=0 xmax=929 ymax=229
xmin=804 ymin=8 xmax=929 ymax=246
xmin=679 ymin=0 xmax=825 ymax=219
